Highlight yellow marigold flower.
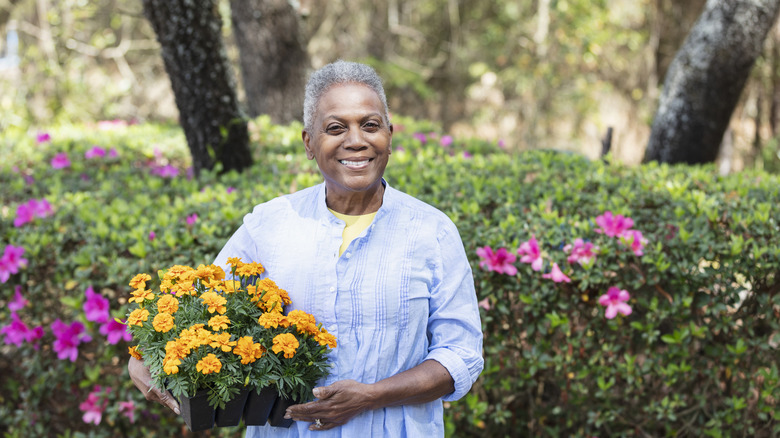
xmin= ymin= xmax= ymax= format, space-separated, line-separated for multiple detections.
xmin=235 ymin=262 xmax=265 ymax=277
xmin=129 ymin=273 xmax=152 ymax=290
xmin=200 ymin=291 xmax=227 ymax=314
xmin=226 ymin=257 xmax=243 ymax=268
xmin=222 ymin=279 xmax=241 ymax=293
xmin=315 ymin=329 xmax=338 ymax=349
xmin=233 ymin=336 xmax=265 ymax=364
xmin=278 ymin=288 xmax=291 ymax=306
xmin=157 ymin=294 xmax=179 ymax=314
xmin=209 ymin=332 xmax=237 ymax=352
xmin=194 ymin=263 xmax=224 ymax=281
xmin=164 ymin=265 xmax=195 ymax=282
xmin=196 ymin=353 xmax=222 ymax=374
xmin=153 ymin=313 xmax=175 ymax=333
xmin=165 ymin=339 xmax=190 ymax=360
xmin=258 ymin=312 xmax=289 ymax=329
xmin=287 ymin=310 xmax=318 ymax=335
xmin=163 ymin=357 xmax=181 ymax=375
xmin=160 ymin=279 xmax=174 ymax=293
xmin=171 ymin=281 xmax=195 ymax=297
xmin=127 ymin=308 xmax=150 ymax=326
xmin=208 ymin=315 xmax=230 ymax=331
xmin=272 ymin=333 xmax=299 ymax=359
xmin=258 ymin=292 xmax=284 ymax=313
xmin=129 ymin=288 xmax=154 ymax=304
xmin=128 ymin=346 xmax=143 ymax=359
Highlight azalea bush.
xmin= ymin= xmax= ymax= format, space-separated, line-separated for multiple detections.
xmin=126 ymin=259 xmax=336 ymax=409
xmin=0 ymin=116 xmax=778 ymax=437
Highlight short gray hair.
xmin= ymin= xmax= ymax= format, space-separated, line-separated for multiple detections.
xmin=303 ymin=60 xmax=390 ymax=131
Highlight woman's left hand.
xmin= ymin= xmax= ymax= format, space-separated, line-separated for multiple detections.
xmin=285 ymin=379 xmax=375 ymax=431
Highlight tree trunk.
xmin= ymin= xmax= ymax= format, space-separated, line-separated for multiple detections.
xmin=230 ymin=0 xmax=309 ymax=123
xmin=644 ymin=0 xmax=780 ymax=164
xmin=142 ymin=0 xmax=252 ymax=175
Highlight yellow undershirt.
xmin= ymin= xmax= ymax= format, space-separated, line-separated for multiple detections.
xmin=329 ymin=209 xmax=377 ymax=256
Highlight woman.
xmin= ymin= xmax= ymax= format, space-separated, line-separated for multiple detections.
xmin=129 ymin=60 xmax=483 ymax=437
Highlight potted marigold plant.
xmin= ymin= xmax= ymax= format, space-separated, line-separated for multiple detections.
xmin=125 ymin=258 xmax=336 ymax=431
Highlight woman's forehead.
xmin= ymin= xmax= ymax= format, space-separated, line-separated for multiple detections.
xmin=316 ymin=83 xmax=384 ymax=116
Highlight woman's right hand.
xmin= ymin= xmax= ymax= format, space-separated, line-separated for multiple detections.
xmin=128 ymin=357 xmax=181 ymax=415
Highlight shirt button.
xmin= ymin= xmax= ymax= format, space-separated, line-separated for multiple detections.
xmin=345 ymin=252 xmax=352 ymax=259
xmin=329 ymin=286 xmax=335 ymax=292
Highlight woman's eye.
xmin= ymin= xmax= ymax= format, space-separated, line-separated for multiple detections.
xmin=363 ymin=122 xmax=380 ymax=130
xmin=326 ymin=125 xmax=344 ymax=133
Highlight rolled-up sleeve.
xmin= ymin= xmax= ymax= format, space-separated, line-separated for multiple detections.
xmin=425 ymin=224 xmax=484 ymax=401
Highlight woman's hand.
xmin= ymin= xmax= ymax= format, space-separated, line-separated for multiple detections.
xmin=128 ymin=357 xmax=181 ymax=415
xmin=284 ymin=380 xmax=375 ymax=431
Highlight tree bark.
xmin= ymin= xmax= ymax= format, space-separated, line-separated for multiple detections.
xmin=230 ymin=0 xmax=309 ymax=123
xmin=644 ymin=0 xmax=780 ymax=164
xmin=142 ymin=0 xmax=252 ymax=175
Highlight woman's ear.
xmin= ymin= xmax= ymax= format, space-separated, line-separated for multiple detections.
xmin=302 ymin=130 xmax=314 ymax=160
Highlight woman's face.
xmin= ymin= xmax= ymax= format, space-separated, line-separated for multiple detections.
xmin=303 ymin=83 xmax=392 ymax=201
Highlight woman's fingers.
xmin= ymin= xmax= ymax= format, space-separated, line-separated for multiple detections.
xmin=128 ymin=357 xmax=180 ymax=415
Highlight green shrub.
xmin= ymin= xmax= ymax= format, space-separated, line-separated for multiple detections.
xmin=0 ymin=118 xmax=778 ymax=437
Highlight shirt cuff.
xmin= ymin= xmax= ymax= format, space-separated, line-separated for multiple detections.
xmin=425 ymin=348 xmax=472 ymax=402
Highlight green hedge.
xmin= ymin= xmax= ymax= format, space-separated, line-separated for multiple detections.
xmin=0 ymin=117 xmax=778 ymax=437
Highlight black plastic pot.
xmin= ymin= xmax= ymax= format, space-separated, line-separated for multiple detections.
xmin=243 ymin=386 xmax=278 ymax=426
xmin=178 ymin=388 xmax=215 ymax=432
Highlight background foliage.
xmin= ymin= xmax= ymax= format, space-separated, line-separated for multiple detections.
xmin=1 ymin=118 xmax=778 ymax=436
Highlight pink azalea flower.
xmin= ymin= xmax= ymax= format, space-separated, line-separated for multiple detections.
xmin=51 ymin=319 xmax=92 ymax=362
xmin=51 ymin=152 xmax=71 ymax=169
xmin=478 ymin=297 xmax=491 ymax=311
xmin=413 ymin=132 xmax=427 ymax=143
xmin=0 ymin=245 xmax=28 ymax=283
xmin=462 ymin=151 xmax=473 ymax=159
xmin=148 ymin=231 xmax=156 ymax=241
xmin=13 ymin=199 xmax=52 ymax=227
xmin=497 ymin=139 xmax=506 ymax=149
xmin=36 ymin=132 xmax=51 ymax=143
xmin=620 ymin=230 xmax=648 ymax=256
xmin=118 ymin=400 xmax=136 ymax=423
xmin=517 ymin=236 xmax=543 ymax=271
xmin=99 ymin=319 xmax=132 ymax=345
xmin=8 ymin=285 xmax=28 ymax=312
xmin=85 ymin=146 xmax=106 ymax=159
xmin=79 ymin=386 xmax=110 ymax=425
xmin=108 ymin=148 xmax=119 ymax=158
xmin=440 ymin=135 xmax=453 ymax=147
xmin=152 ymin=164 xmax=179 ymax=178
xmin=83 ymin=286 xmax=110 ymax=324
xmin=476 ymin=246 xmax=518 ymax=275
xmin=1 ymin=313 xmax=31 ymax=347
xmin=31 ymin=198 xmax=53 ymax=218
xmin=598 ymin=286 xmax=632 ymax=319
xmin=595 ymin=211 xmax=634 ymax=237
xmin=226 ymin=186 xmax=236 ymax=194
xmin=542 ymin=263 xmax=572 ymax=283
xmin=186 ymin=213 xmax=198 ymax=225
xmin=563 ymin=238 xmax=598 ymax=267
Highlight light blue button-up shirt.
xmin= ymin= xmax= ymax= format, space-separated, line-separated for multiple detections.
xmin=214 ymin=181 xmax=484 ymax=437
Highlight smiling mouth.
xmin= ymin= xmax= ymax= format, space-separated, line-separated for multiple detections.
xmin=339 ymin=159 xmax=371 ymax=167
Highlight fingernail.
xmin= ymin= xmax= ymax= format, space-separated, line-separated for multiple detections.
xmin=313 ymin=388 xmax=321 ymax=397
xmin=174 ymin=408 xmax=181 ymax=415
xmin=284 ymin=414 xmax=291 ymax=419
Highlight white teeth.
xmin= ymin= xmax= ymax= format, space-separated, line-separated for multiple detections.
xmin=340 ymin=160 xmax=369 ymax=166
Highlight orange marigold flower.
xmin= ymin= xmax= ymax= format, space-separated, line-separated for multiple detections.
xmin=222 ymin=279 xmax=241 ymax=293
xmin=226 ymin=257 xmax=243 ymax=268
xmin=272 ymin=333 xmax=299 ymax=359
xmin=129 ymin=273 xmax=151 ymax=290
xmin=194 ymin=263 xmax=224 ymax=281
xmin=287 ymin=310 xmax=318 ymax=335
xmin=152 ymin=313 xmax=175 ymax=333
xmin=208 ymin=315 xmax=230 ymax=331
xmin=258 ymin=312 xmax=289 ymax=329
xmin=164 ymin=265 xmax=195 ymax=282
xmin=200 ymin=291 xmax=227 ymax=314
xmin=209 ymin=332 xmax=237 ymax=352
xmin=233 ymin=336 xmax=265 ymax=364
xmin=163 ymin=357 xmax=181 ymax=375
xmin=196 ymin=353 xmax=222 ymax=374
xmin=165 ymin=340 xmax=190 ymax=360
xmin=127 ymin=308 xmax=150 ymax=326
xmin=129 ymin=288 xmax=154 ymax=304
xmin=171 ymin=281 xmax=195 ymax=297
xmin=157 ymin=294 xmax=179 ymax=314
xmin=128 ymin=346 xmax=143 ymax=359
xmin=235 ymin=262 xmax=264 ymax=277
xmin=159 ymin=279 xmax=174 ymax=293
xmin=315 ymin=329 xmax=338 ymax=349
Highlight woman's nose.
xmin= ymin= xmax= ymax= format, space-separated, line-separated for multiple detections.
xmin=343 ymin=127 xmax=367 ymax=149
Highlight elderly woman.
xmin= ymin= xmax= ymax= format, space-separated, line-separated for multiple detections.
xmin=129 ymin=60 xmax=483 ymax=437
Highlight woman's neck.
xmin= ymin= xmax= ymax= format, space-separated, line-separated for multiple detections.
xmin=325 ymin=181 xmax=385 ymax=215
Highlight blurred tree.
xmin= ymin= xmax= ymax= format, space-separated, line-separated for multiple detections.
xmin=142 ymin=0 xmax=251 ymax=175
xmin=644 ymin=0 xmax=780 ymax=164
xmin=229 ymin=0 xmax=309 ymax=123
